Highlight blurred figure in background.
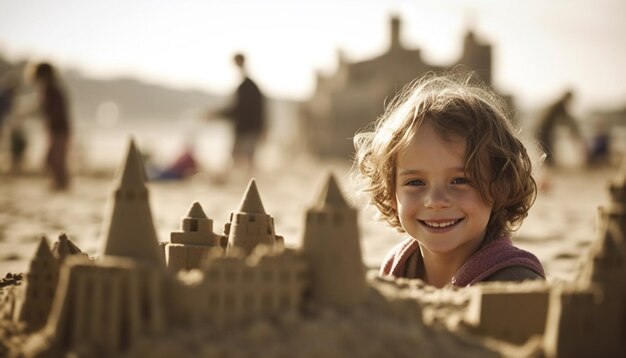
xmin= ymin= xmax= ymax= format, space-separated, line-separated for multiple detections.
xmin=146 ymin=140 xmax=199 ymax=181
xmin=587 ymin=116 xmax=610 ymax=167
xmin=0 ymin=70 xmax=28 ymax=174
xmin=535 ymin=90 xmax=583 ymax=167
xmin=208 ymin=53 xmax=266 ymax=179
xmin=0 ymin=72 xmax=17 ymax=142
xmin=31 ymin=62 xmax=72 ymax=190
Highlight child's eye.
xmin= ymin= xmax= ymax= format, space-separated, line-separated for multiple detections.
xmin=404 ymin=179 xmax=425 ymax=186
xmin=451 ymin=177 xmax=470 ymax=185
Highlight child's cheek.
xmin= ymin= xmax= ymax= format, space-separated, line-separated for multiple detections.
xmin=396 ymin=188 xmax=423 ymax=208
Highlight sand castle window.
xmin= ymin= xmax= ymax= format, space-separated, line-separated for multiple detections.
xmin=190 ymin=220 xmax=198 ymax=232
xmin=249 ymin=216 xmax=256 ymax=223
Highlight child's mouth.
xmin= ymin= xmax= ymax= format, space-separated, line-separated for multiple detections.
xmin=419 ymin=218 xmax=463 ymax=230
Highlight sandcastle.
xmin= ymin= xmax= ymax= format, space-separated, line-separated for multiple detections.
xmin=0 ymin=139 xmax=625 ymax=357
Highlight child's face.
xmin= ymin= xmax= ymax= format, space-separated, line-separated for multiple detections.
xmin=394 ymin=120 xmax=492 ymax=257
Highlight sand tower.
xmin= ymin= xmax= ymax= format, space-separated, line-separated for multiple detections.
xmin=544 ymin=158 xmax=626 ymax=358
xmin=301 ymin=174 xmax=366 ymax=307
xmin=40 ymin=140 xmax=167 ymax=356
xmin=43 ymin=256 xmax=164 ymax=356
xmin=166 ymin=202 xmax=225 ymax=271
xmin=578 ymin=157 xmax=626 ymax=290
xmin=226 ymin=179 xmax=282 ymax=255
xmin=18 ymin=236 xmax=60 ymax=330
xmin=51 ymin=233 xmax=88 ymax=262
xmin=101 ymin=139 xmax=164 ymax=267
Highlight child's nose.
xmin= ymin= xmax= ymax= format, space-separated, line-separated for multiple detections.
xmin=424 ymin=186 xmax=451 ymax=210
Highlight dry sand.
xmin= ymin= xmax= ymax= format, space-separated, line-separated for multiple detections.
xmin=0 ymin=158 xmax=615 ymax=284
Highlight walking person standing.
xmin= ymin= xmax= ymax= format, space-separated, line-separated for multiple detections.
xmin=210 ymin=53 xmax=266 ymax=178
xmin=535 ymin=90 xmax=582 ymax=167
xmin=32 ymin=62 xmax=71 ymax=190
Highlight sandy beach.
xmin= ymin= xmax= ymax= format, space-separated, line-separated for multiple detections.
xmin=0 ymin=156 xmax=615 ymax=283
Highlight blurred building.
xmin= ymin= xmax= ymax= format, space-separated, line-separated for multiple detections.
xmin=300 ymin=16 xmax=497 ymax=159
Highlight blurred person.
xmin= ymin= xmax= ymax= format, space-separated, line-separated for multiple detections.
xmin=0 ymin=71 xmax=28 ymax=174
xmin=30 ymin=62 xmax=72 ymax=190
xmin=354 ymin=73 xmax=544 ymax=288
xmin=9 ymin=116 xmax=28 ymax=174
xmin=0 ymin=71 xmax=18 ymax=136
xmin=208 ymin=53 xmax=266 ymax=178
xmin=587 ymin=117 xmax=610 ymax=167
xmin=147 ymin=142 xmax=199 ymax=181
xmin=535 ymin=90 xmax=582 ymax=167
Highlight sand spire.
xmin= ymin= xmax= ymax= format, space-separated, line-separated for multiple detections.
xmin=101 ymin=138 xmax=164 ymax=266
xmin=19 ymin=236 xmax=60 ymax=330
xmin=187 ymin=202 xmax=208 ymax=218
xmin=34 ymin=235 xmax=55 ymax=261
xmin=236 ymin=179 xmax=266 ymax=214
xmin=314 ymin=173 xmax=348 ymax=209
xmin=51 ymin=233 xmax=83 ymax=258
xmin=118 ymin=139 xmax=146 ymax=189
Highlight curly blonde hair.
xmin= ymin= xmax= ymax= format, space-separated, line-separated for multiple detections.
xmin=353 ymin=72 xmax=537 ymax=241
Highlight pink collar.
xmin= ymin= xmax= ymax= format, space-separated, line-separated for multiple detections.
xmin=380 ymin=235 xmax=545 ymax=287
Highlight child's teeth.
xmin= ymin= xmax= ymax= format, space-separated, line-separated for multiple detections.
xmin=426 ymin=220 xmax=456 ymax=228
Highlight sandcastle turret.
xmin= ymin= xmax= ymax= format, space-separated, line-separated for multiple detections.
xmin=225 ymin=179 xmax=282 ymax=255
xmin=18 ymin=236 xmax=60 ymax=330
xmin=579 ymin=156 xmax=626 ymax=289
xmin=301 ymin=174 xmax=366 ymax=307
xmin=42 ymin=140 xmax=169 ymax=355
xmin=43 ymin=255 xmax=165 ymax=356
xmin=166 ymin=202 xmax=225 ymax=271
xmin=51 ymin=233 xmax=88 ymax=262
xmin=544 ymin=157 xmax=626 ymax=358
xmin=101 ymin=139 xmax=164 ymax=267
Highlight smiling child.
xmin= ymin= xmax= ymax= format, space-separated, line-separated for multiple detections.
xmin=354 ymin=72 xmax=545 ymax=288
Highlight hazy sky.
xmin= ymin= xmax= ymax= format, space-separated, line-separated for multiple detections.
xmin=0 ymin=0 xmax=625 ymax=112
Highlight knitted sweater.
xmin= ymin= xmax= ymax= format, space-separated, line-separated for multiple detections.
xmin=379 ymin=235 xmax=545 ymax=287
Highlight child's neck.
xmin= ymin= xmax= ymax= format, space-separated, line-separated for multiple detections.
xmin=419 ymin=240 xmax=483 ymax=288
